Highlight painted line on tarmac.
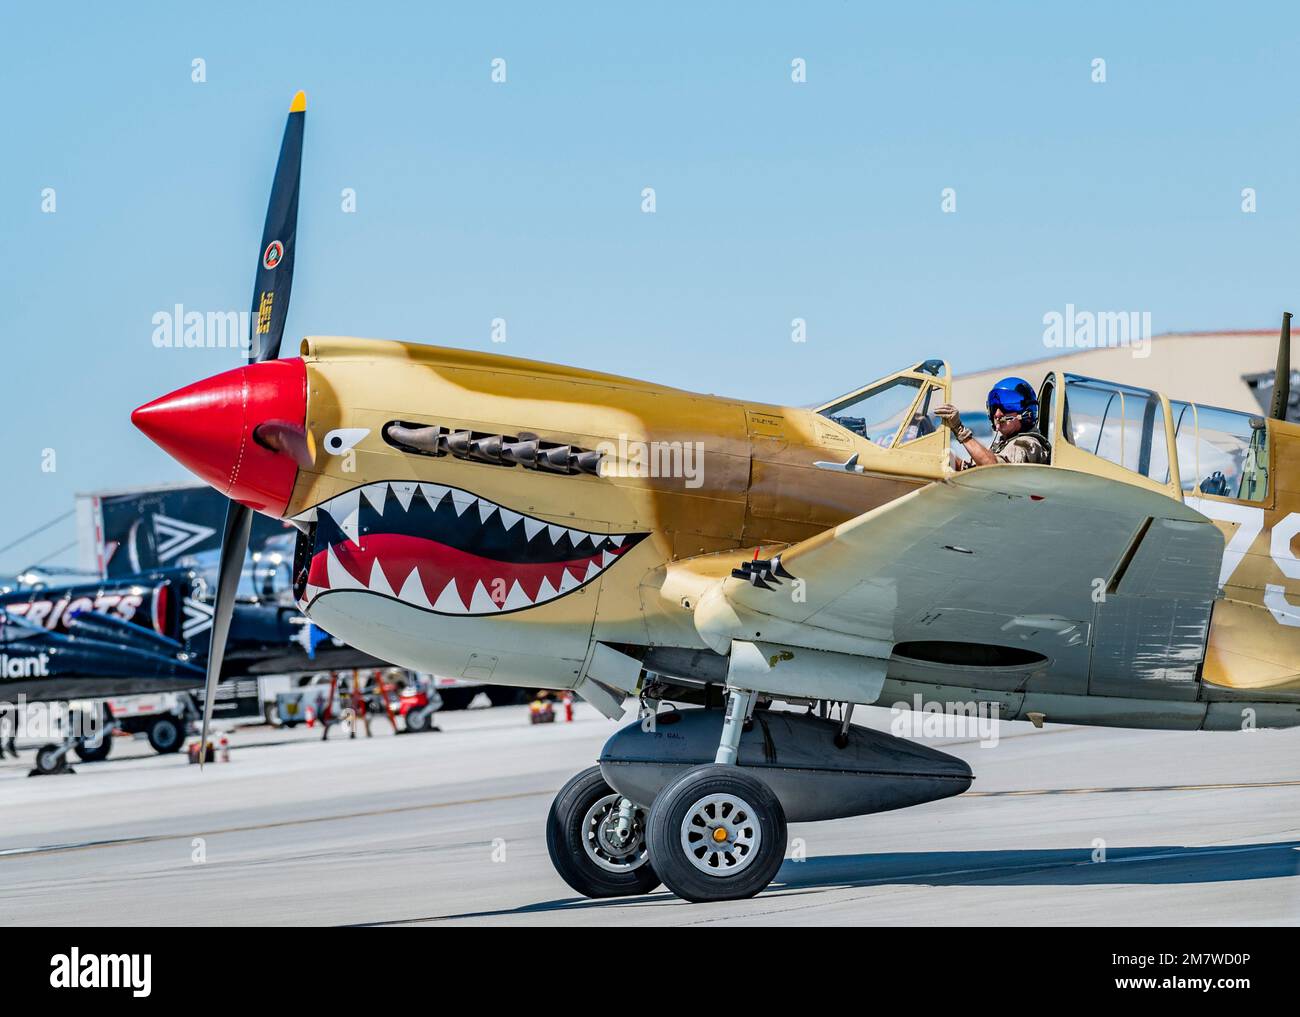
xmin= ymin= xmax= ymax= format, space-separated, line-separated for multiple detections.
xmin=5 ymin=779 xmax=1296 ymax=860
xmin=965 ymin=779 xmax=1300 ymax=797
xmin=0 ymin=788 xmax=553 ymax=859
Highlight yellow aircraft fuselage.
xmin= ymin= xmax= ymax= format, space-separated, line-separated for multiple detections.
xmin=281 ymin=337 xmax=1300 ymax=730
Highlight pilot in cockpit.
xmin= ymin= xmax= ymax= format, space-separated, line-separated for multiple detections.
xmin=935 ymin=377 xmax=1050 ymax=470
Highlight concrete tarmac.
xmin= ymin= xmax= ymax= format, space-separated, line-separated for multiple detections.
xmin=1 ymin=704 xmax=1297 ymax=926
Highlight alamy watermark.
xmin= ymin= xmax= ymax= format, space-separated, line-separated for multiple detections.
xmin=0 ymin=696 xmax=108 ymax=741
xmin=594 ymin=435 xmax=705 ymax=489
xmin=151 ymin=304 xmax=266 ymax=358
xmin=1042 ymin=304 xmax=1151 ymax=358
xmin=890 ymin=695 xmax=1001 ymax=747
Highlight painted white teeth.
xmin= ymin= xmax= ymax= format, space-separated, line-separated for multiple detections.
xmin=330 ymin=489 xmax=362 ymax=544
xmin=312 ymin=484 xmax=618 ymax=552
xmin=367 ymin=559 xmax=395 ymax=597
xmin=433 ymin=578 xmax=465 ymax=614
xmin=397 ymin=567 xmax=434 ymax=609
xmin=390 ymin=482 xmax=417 ymax=512
xmin=361 ymin=483 xmax=388 ymax=514
xmin=469 ymin=580 xmax=500 ymax=613
xmin=326 ymin=546 xmax=365 ymax=591
xmin=502 ymin=580 xmax=532 ymax=610
xmin=307 ymin=482 xmax=639 ymax=614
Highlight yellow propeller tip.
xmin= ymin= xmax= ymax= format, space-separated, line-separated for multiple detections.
xmin=290 ymin=90 xmax=307 ymax=112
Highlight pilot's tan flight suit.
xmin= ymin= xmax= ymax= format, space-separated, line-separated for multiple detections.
xmin=988 ymin=430 xmax=1049 ymax=465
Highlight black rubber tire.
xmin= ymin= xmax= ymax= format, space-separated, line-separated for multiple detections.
xmin=71 ymin=708 xmax=112 ymax=762
xmin=486 ymin=687 xmax=527 ymax=707
xmin=646 ymin=764 xmax=787 ymax=903
xmin=437 ymin=688 xmax=476 ymax=711
xmin=35 ymin=744 xmax=66 ymax=774
xmin=405 ymin=708 xmax=429 ymax=733
xmin=147 ymin=715 xmax=185 ymax=754
xmin=545 ymin=766 xmax=660 ymax=899
xmin=74 ymin=734 xmax=112 ymax=763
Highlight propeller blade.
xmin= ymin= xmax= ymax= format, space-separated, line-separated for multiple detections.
xmin=198 ymin=501 xmax=252 ymax=768
xmin=249 ymin=90 xmax=306 ymax=363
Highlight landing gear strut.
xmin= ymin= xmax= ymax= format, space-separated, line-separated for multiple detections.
xmin=645 ymin=687 xmax=787 ymax=902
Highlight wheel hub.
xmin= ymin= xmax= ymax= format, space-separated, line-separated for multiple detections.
xmin=582 ymin=793 xmax=650 ymax=873
xmin=681 ymin=792 xmax=762 ymax=876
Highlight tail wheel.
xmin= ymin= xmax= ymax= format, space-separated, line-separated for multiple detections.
xmin=546 ymin=766 xmax=660 ymax=898
xmin=646 ymin=764 xmax=787 ymax=903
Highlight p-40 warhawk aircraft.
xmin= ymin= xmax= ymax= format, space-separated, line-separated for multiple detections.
xmin=131 ymin=93 xmax=1300 ymax=903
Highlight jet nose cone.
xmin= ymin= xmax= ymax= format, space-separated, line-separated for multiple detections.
xmin=133 ymin=358 xmax=308 ymax=516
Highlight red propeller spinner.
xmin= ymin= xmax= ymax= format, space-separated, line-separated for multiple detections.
xmin=131 ymin=358 xmax=307 ymax=517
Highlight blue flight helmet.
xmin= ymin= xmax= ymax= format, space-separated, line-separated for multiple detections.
xmin=986 ymin=377 xmax=1038 ymax=428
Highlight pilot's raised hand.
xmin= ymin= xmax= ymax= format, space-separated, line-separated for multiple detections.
xmin=935 ymin=404 xmax=973 ymax=443
xmin=934 ymin=404 xmax=962 ymax=429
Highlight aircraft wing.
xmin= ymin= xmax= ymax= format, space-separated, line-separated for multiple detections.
xmin=706 ymin=465 xmax=1223 ymax=698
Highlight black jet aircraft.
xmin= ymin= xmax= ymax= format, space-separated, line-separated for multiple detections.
xmin=0 ymin=542 xmax=389 ymax=772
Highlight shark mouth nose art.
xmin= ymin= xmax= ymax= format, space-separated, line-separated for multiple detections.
xmin=294 ymin=482 xmax=647 ymax=615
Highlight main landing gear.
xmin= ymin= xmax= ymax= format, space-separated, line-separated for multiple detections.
xmin=547 ymin=688 xmax=789 ymax=903
xmin=545 ymin=766 xmax=660 ymax=897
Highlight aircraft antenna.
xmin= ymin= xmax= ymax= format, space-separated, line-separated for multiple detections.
xmin=1271 ymin=311 xmax=1293 ymax=421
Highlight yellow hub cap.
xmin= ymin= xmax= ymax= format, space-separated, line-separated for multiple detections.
xmin=712 ymin=826 xmax=730 ymax=843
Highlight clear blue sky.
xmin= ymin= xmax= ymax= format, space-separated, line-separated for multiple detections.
xmin=2 ymin=1 xmax=1299 ymax=571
